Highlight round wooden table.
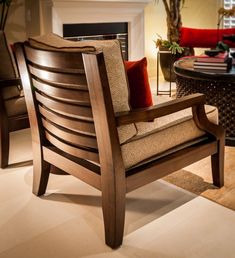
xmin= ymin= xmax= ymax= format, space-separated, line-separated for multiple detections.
xmin=174 ymin=57 xmax=235 ymax=146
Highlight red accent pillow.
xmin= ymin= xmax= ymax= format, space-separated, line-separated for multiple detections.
xmin=124 ymin=57 xmax=153 ymax=109
xmin=179 ymin=27 xmax=235 ymax=48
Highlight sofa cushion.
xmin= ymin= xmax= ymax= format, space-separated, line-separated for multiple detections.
xmin=121 ymin=96 xmax=218 ymax=169
xmin=5 ymin=95 xmax=27 ymax=117
xmin=29 ymin=34 xmax=137 ymax=144
xmin=124 ymin=57 xmax=153 ymax=109
xmin=179 ymin=27 xmax=235 ymax=48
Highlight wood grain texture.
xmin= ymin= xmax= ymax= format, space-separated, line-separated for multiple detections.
xmin=115 ymin=93 xmax=206 ymax=126
xmin=43 ymin=146 xmax=101 ymax=190
xmin=33 ymin=79 xmax=90 ymax=105
xmin=42 ymin=118 xmax=97 ymax=149
xmin=192 ymin=104 xmax=225 ymax=187
xmin=24 ymin=43 xmax=85 ymax=71
xmin=14 ymin=41 xmax=225 ymax=249
xmin=29 ymin=64 xmax=87 ymax=87
xmin=83 ymin=52 xmax=126 ymax=249
xmin=44 ymin=131 xmax=99 ymax=163
xmin=14 ymin=43 xmax=49 ymax=194
xmin=38 ymin=105 xmax=96 ymax=136
xmin=35 ymin=92 xmax=93 ymax=120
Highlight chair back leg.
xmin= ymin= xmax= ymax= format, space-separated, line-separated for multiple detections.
xmin=0 ymin=116 xmax=9 ymax=168
xmin=211 ymin=138 xmax=225 ymax=187
xmin=101 ymin=170 xmax=126 ymax=249
xmin=32 ymin=150 xmax=51 ymax=196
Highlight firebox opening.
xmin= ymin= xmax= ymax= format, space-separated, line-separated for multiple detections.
xmin=63 ymin=22 xmax=128 ymax=60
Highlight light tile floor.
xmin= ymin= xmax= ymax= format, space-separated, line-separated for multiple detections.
xmin=0 ymin=127 xmax=234 ymax=258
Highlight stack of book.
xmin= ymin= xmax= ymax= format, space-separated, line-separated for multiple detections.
xmin=193 ymin=52 xmax=232 ymax=72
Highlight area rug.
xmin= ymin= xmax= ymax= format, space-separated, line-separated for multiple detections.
xmin=163 ymin=146 xmax=235 ymax=211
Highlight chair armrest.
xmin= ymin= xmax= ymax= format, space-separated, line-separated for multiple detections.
xmin=0 ymin=78 xmax=22 ymax=88
xmin=115 ymin=93 xmax=225 ymax=140
xmin=115 ymin=93 xmax=205 ymax=126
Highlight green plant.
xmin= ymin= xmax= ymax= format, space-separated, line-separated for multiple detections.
xmin=0 ymin=0 xmax=12 ymax=30
xmin=154 ymin=34 xmax=184 ymax=54
xmin=215 ymin=6 xmax=235 ymax=51
xmin=217 ymin=6 xmax=235 ymax=30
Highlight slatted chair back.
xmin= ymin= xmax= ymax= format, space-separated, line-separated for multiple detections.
xmin=17 ymin=43 xmax=100 ymax=163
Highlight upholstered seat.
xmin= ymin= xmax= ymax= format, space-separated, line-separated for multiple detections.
xmin=122 ymin=104 xmax=217 ymax=168
xmin=15 ymin=34 xmax=224 ymax=248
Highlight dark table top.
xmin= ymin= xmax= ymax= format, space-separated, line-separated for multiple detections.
xmin=174 ymin=57 xmax=235 ymax=82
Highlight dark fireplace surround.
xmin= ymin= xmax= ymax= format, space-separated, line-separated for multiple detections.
xmin=63 ymin=22 xmax=128 ymax=60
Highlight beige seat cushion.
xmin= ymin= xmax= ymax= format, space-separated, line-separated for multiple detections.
xmin=29 ymin=34 xmax=137 ymax=144
xmin=121 ymin=95 xmax=218 ymax=169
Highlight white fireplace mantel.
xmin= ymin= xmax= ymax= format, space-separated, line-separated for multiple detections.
xmin=39 ymin=0 xmax=152 ymax=60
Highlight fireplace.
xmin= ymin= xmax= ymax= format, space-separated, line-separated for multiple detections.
xmin=63 ymin=22 xmax=128 ymax=60
xmin=39 ymin=0 xmax=151 ymax=60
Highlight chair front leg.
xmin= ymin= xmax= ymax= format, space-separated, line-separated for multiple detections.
xmin=101 ymin=167 xmax=126 ymax=249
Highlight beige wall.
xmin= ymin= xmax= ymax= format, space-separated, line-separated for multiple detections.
xmin=2 ymin=0 xmax=26 ymax=44
xmin=145 ymin=0 xmax=223 ymax=77
xmin=25 ymin=0 xmax=40 ymax=38
xmin=2 ymin=0 xmax=223 ymax=78
xmin=1 ymin=0 xmax=40 ymax=44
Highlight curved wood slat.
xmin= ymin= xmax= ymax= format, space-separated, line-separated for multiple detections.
xmin=42 ymin=118 xmax=98 ymax=149
xmin=29 ymin=65 xmax=87 ymax=87
xmin=32 ymin=79 xmax=90 ymax=105
xmin=25 ymin=43 xmax=92 ymax=71
xmin=43 ymin=147 xmax=101 ymax=190
xmin=35 ymin=92 xmax=93 ymax=120
xmin=39 ymin=106 xmax=96 ymax=136
xmin=45 ymin=131 xmax=99 ymax=163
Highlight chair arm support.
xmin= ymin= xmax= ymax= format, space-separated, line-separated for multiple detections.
xmin=192 ymin=104 xmax=225 ymax=140
xmin=0 ymin=78 xmax=22 ymax=88
xmin=115 ymin=93 xmax=206 ymax=126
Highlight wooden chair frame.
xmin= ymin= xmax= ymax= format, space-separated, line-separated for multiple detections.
xmin=0 ymin=78 xmax=29 ymax=168
xmin=0 ymin=29 xmax=29 ymax=168
xmin=15 ymin=42 xmax=224 ymax=249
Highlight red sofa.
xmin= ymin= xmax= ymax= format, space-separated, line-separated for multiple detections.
xmin=179 ymin=27 xmax=235 ymax=48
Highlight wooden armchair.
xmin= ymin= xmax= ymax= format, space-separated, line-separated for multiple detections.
xmin=0 ymin=31 xmax=29 ymax=168
xmin=14 ymin=38 xmax=224 ymax=249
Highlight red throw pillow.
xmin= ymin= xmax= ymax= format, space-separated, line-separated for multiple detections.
xmin=124 ymin=57 xmax=153 ymax=109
